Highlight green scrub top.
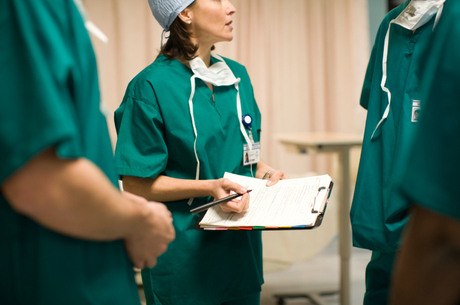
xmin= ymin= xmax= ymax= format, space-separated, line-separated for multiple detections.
xmin=0 ymin=1 xmax=140 ymax=304
xmin=350 ymin=0 xmax=437 ymax=253
xmin=400 ymin=0 xmax=460 ymax=220
xmin=114 ymin=54 xmax=264 ymax=305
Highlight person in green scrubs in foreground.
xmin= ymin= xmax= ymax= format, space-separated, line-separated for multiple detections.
xmin=350 ymin=0 xmax=446 ymax=304
xmin=0 ymin=1 xmax=175 ymax=304
xmin=114 ymin=0 xmax=288 ymax=304
xmin=390 ymin=1 xmax=460 ymax=304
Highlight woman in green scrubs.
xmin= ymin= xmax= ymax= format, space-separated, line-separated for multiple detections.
xmin=114 ymin=0 xmax=288 ymax=304
xmin=391 ymin=1 xmax=460 ymax=303
xmin=350 ymin=0 xmax=445 ymax=304
xmin=0 ymin=1 xmax=174 ymax=304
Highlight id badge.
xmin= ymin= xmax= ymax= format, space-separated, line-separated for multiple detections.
xmin=411 ymin=100 xmax=420 ymax=122
xmin=243 ymin=142 xmax=260 ymax=166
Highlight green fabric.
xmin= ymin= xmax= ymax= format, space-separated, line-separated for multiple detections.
xmin=363 ymin=251 xmax=396 ymax=305
xmin=0 ymin=1 xmax=139 ymax=304
xmin=400 ymin=0 xmax=460 ymax=220
xmin=221 ymin=292 xmax=260 ymax=305
xmin=115 ymin=54 xmax=263 ymax=305
xmin=350 ymin=0 xmax=436 ymax=253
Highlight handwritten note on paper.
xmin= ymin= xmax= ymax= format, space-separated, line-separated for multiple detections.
xmin=199 ymin=172 xmax=332 ymax=228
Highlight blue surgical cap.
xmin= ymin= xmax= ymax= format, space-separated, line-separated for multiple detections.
xmin=148 ymin=0 xmax=195 ymax=32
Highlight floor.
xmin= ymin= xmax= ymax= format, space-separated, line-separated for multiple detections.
xmin=260 ymin=236 xmax=371 ymax=305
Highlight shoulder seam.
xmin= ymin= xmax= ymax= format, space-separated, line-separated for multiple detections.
xmin=127 ymin=96 xmax=159 ymax=110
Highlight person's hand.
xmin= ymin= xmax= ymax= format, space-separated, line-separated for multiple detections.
xmin=210 ymin=178 xmax=250 ymax=213
xmin=264 ymin=170 xmax=289 ymax=187
xmin=122 ymin=192 xmax=175 ymax=269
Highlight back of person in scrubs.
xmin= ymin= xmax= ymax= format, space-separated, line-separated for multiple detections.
xmin=0 ymin=1 xmax=175 ymax=304
xmin=350 ymin=0 xmax=446 ymax=304
xmin=114 ymin=0 xmax=289 ymax=304
xmin=389 ymin=1 xmax=460 ymax=303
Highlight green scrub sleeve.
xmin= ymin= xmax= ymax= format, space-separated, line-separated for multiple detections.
xmin=400 ymin=10 xmax=460 ymax=220
xmin=114 ymin=91 xmax=168 ymax=179
xmin=360 ymin=42 xmax=378 ymax=110
xmin=359 ymin=12 xmax=394 ymax=111
xmin=0 ymin=0 xmax=83 ymax=184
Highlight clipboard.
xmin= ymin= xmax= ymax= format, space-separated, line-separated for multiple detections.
xmin=194 ymin=180 xmax=333 ymax=231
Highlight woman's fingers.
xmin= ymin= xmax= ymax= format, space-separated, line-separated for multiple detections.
xmin=220 ymin=193 xmax=250 ymax=213
xmin=266 ymin=170 xmax=290 ymax=186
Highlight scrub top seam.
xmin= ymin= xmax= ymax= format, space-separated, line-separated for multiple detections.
xmin=127 ymin=96 xmax=159 ymax=111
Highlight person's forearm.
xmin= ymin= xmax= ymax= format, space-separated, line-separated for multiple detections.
xmin=123 ymin=160 xmax=283 ymax=202
xmin=390 ymin=205 xmax=460 ymax=304
xmin=122 ymin=175 xmax=215 ymax=202
xmin=2 ymin=149 xmax=147 ymax=241
xmin=256 ymin=159 xmax=273 ymax=179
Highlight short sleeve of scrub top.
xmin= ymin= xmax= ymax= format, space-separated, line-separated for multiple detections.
xmin=400 ymin=0 xmax=460 ymax=220
xmin=360 ymin=22 xmax=385 ymax=111
xmin=0 ymin=1 xmax=84 ymax=181
xmin=115 ymin=79 xmax=168 ymax=179
xmin=0 ymin=1 xmax=140 ymax=304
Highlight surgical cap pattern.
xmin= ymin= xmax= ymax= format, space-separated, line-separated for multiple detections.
xmin=147 ymin=0 xmax=195 ymax=31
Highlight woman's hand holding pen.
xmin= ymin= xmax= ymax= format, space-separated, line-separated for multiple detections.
xmin=210 ymin=178 xmax=250 ymax=213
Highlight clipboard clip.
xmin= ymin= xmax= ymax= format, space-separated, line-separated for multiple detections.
xmin=311 ymin=186 xmax=327 ymax=214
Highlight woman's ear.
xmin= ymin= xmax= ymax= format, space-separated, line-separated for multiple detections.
xmin=178 ymin=9 xmax=192 ymax=24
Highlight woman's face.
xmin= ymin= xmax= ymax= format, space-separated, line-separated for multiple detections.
xmin=189 ymin=0 xmax=236 ymax=46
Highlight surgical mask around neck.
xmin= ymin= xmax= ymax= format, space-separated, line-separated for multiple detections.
xmin=393 ymin=0 xmax=446 ymax=31
xmin=189 ymin=56 xmax=239 ymax=86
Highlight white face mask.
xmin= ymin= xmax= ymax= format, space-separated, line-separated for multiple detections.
xmin=189 ymin=56 xmax=239 ymax=87
xmin=393 ymin=0 xmax=446 ymax=31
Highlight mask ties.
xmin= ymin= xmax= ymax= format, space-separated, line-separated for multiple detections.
xmin=161 ymin=29 xmax=170 ymax=48
xmin=235 ymin=82 xmax=252 ymax=150
xmin=187 ymin=75 xmax=200 ymax=205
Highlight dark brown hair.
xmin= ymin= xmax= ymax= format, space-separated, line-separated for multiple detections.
xmin=159 ymin=17 xmax=198 ymax=60
xmin=159 ymin=2 xmax=215 ymax=60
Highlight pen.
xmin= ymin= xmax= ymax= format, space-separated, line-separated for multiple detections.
xmin=190 ymin=190 xmax=252 ymax=214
